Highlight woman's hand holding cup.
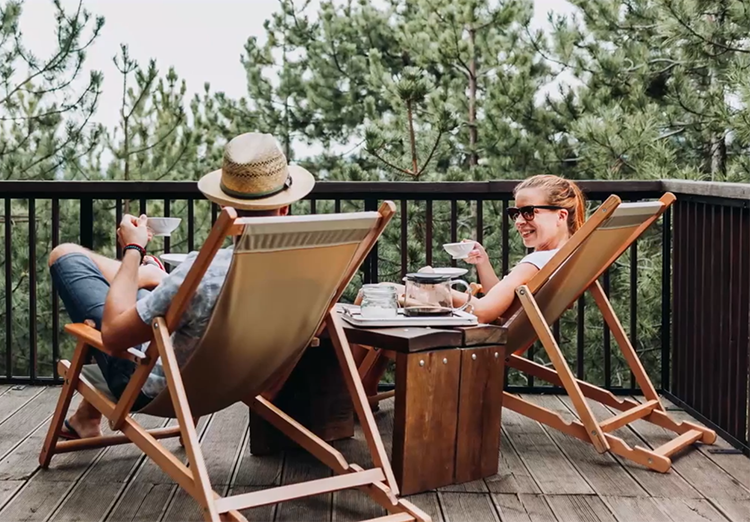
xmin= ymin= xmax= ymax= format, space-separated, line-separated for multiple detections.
xmin=463 ymin=240 xmax=489 ymax=266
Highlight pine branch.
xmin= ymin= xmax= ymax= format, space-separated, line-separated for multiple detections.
xmin=155 ymin=140 xmax=191 ymax=180
xmin=0 ymin=79 xmax=97 ymax=122
xmin=0 ymin=119 xmax=34 ymax=160
xmin=3 ymin=1 xmax=99 ymax=105
xmin=368 ymin=146 xmax=416 ymax=176
xmin=524 ymin=27 xmax=571 ymax=71
xmin=664 ymin=0 xmax=750 ymax=55
xmin=14 ymin=89 xmax=100 ymax=179
xmin=416 ymin=130 xmax=444 ymax=178
xmin=126 ymin=120 xmax=183 ymax=156
xmin=424 ymin=0 xmax=472 ymax=77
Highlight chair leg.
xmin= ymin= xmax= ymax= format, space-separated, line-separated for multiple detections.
xmin=179 ymin=417 xmax=200 ymax=448
xmin=326 ymin=311 xmax=400 ymax=495
xmin=39 ymin=340 xmax=89 ymax=468
xmin=516 ymin=286 xmax=609 ymax=453
xmin=508 ymin=282 xmax=716 ymax=472
xmin=588 ymin=281 xmax=661 ymax=402
xmin=588 ymin=282 xmax=716 ymax=444
xmin=238 ymin=313 xmax=427 ymax=520
xmin=153 ymin=317 xmax=220 ymax=521
xmin=355 ymin=345 xmax=395 ymax=410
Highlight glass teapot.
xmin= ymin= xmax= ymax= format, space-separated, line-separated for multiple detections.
xmin=402 ymin=272 xmax=472 ymax=317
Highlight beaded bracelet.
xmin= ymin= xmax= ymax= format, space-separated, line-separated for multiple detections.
xmin=123 ymin=243 xmax=146 ymax=263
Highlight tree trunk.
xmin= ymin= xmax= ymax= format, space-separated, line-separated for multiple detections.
xmin=282 ymin=24 xmax=292 ymax=160
xmin=407 ymin=100 xmax=419 ymax=176
xmin=123 ymin=74 xmax=131 ymax=215
xmin=468 ymin=27 xmax=478 ymax=168
xmin=709 ymin=133 xmax=726 ymax=181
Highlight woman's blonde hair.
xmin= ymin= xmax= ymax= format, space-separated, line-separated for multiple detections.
xmin=513 ymin=175 xmax=586 ymax=234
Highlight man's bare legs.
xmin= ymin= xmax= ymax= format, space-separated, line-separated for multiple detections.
xmin=48 ymin=243 xmax=166 ymax=289
xmin=48 ymin=243 xmax=166 ymax=439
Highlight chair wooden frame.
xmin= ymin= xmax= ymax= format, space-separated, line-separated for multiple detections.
xmin=39 ymin=202 xmax=430 ymax=522
xmin=359 ymin=193 xmax=716 ymax=473
xmin=503 ymin=193 xmax=715 ymax=472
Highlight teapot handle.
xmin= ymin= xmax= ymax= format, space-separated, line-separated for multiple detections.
xmin=450 ymin=279 xmax=472 ymax=312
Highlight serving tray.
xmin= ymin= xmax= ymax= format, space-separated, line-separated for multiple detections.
xmin=336 ymin=304 xmax=478 ymax=328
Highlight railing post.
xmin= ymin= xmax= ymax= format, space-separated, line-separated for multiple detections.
xmin=80 ymin=198 xmax=94 ymax=250
xmin=661 ymin=206 xmax=672 ymax=391
xmin=28 ymin=199 xmax=37 ymax=383
xmin=4 ymin=198 xmax=12 ymax=380
xmin=364 ymin=198 xmax=378 ymax=284
xmin=52 ymin=199 xmax=60 ymax=382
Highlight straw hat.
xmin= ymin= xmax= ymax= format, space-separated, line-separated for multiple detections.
xmin=198 ymin=132 xmax=315 ymax=210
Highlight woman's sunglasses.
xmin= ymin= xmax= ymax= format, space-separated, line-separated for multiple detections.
xmin=506 ymin=205 xmax=565 ymax=221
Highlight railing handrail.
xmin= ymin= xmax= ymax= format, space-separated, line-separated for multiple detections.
xmin=0 ymin=179 xmax=665 ymax=199
xmin=661 ymin=180 xmax=750 ymax=201
xmin=3 ymin=179 xmax=750 ymax=200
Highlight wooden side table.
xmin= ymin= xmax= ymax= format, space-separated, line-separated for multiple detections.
xmin=342 ymin=323 xmax=508 ymax=495
xmin=248 ymin=320 xmax=508 ymax=496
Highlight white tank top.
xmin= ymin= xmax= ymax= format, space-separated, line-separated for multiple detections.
xmin=518 ymin=248 xmax=559 ymax=270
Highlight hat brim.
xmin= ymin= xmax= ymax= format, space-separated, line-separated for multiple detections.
xmin=198 ymin=164 xmax=315 ymax=211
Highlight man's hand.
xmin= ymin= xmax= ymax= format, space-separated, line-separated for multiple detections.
xmin=117 ymin=214 xmax=150 ymax=249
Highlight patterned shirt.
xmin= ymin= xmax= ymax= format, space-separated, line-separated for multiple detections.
xmin=135 ymin=247 xmax=234 ymax=397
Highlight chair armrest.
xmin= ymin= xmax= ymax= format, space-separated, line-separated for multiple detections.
xmin=64 ymin=323 xmax=140 ymax=362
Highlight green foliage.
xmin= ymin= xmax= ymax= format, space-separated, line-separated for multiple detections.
xmin=6 ymin=0 xmax=743 ymax=389
xmin=0 ymin=0 xmax=104 ymax=180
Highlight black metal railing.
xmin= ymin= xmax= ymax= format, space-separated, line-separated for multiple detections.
xmin=0 ymin=181 xmax=670 ymax=393
xmin=0 ymin=178 xmax=747 ymax=455
xmin=662 ymin=180 xmax=750 ymax=457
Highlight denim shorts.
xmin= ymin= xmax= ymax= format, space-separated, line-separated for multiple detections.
xmin=50 ymin=252 xmax=153 ymax=410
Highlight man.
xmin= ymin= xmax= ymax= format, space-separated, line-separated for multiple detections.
xmin=48 ymin=132 xmax=315 ymax=439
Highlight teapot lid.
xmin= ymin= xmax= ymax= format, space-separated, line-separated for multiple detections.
xmin=404 ymin=272 xmax=454 ymax=283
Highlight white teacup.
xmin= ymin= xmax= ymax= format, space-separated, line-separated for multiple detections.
xmin=442 ymin=241 xmax=474 ymax=260
xmin=147 ymin=217 xmax=181 ymax=237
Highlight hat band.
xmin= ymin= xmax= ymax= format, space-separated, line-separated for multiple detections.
xmin=220 ymin=175 xmax=293 ymax=200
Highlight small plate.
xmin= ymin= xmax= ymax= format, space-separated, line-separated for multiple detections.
xmin=431 ymin=267 xmax=468 ymax=277
xmin=160 ymin=253 xmax=188 ymax=266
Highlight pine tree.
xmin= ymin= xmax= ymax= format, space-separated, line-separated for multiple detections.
xmin=0 ymin=0 xmax=104 ymax=377
xmin=544 ymin=0 xmax=750 ymax=183
xmin=0 ymin=0 xmax=104 ymax=181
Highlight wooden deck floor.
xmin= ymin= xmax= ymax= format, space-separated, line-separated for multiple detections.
xmin=0 ymin=385 xmax=749 ymax=522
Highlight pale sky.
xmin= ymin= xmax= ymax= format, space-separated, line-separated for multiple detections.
xmin=19 ymin=0 xmax=576 ymax=133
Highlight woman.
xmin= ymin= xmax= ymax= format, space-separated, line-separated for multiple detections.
xmin=456 ymin=174 xmax=585 ymax=323
xmin=353 ymin=174 xmax=585 ymax=408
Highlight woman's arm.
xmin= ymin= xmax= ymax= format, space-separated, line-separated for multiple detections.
xmin=464 ymin=241 xmax=500 ymax=291
xmin=453 ymin=262 xmax=539 ymax=324
xmin=475 ymin=259 xmax=500 ymax=291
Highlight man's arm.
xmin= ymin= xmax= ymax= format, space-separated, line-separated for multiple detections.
xmin=100 ymin=215 xmax=153 ymax=353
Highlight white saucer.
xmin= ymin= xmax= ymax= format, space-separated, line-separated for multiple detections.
xmin=160 ymin=253 xmax=188 ymax=266
xmin=431 ymin=267 xmax=469 ymax=277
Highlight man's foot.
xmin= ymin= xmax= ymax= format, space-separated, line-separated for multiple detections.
xmin=142 ymin=254 xmax=165 ymax=271
xmin=58 ymin=420 xmax=81 ymax=440
xmin=139 ymin=257 xmax=167 ymax=289
xmin=60 ymin=411 xmax=102 ymax=439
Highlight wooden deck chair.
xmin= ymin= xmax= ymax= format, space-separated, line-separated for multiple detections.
xmin=38 ymin=202 xmax=431 ymax=522
xmin=502 ymin=192 xmax=716 ymax=472
xmin=356 ymin=193 xmax=716 ymax=472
